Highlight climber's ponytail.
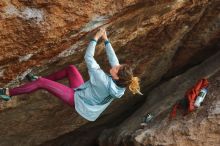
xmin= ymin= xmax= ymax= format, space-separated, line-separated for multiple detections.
xmin=129 ymin=76 xmax=143 ymax=95
xmin=115 ymin=64 xmax=143 ymax=95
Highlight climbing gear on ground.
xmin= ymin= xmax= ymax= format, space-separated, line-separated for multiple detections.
xmin=186 ymin=78 xmax=208 ymax=112
xmin=170 ymin=78 xmax=209 ymax=119
xmin=25 ymin=73 xmax=39 ymax=81
xmin=140 ymin=113 xmax=154 ymax=127
xmin=0 ymin=88 xmax=11 ymax=101
xmin=194 ymin=88 xmax=208 ymax=108
xmin=143 ymin=113 xmax=153 ymax=123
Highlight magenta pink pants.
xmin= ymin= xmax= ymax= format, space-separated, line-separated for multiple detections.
xmin=9 ymin=65 xmax=84 ymax=107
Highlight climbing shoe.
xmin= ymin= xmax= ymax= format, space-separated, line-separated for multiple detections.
xmin=0 ymin=88 xmax=11 ymax=101
xmin=25 ymin=73 xmax=39 ymax=81
xmin=143 ymin=113 xmax=153 ymax=123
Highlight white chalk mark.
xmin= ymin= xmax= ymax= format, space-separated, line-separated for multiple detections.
xmin=3 ymin=4 xmax=44 ymax=24
xmin=80 ymin=15 xmax=109 ymax=32
xmin=19 ymin=54 xmax=33 ymax=62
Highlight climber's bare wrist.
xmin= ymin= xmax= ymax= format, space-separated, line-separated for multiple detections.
xmin=93 ymin=36 xmax=99 ymax=41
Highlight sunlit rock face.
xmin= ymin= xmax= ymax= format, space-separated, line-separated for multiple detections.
xmin=0 ymin=0 xmax=140 ymax=85
xmin=0 ymin=0 xmax=220 ymax=146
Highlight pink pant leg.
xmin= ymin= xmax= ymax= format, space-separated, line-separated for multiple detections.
xmin=9 ymin=65 xmax=84 ymax=106
xmin=9 ymin=78 xmax=74 ymax=106
xmin=44 ymin=65 xmax=84 ymax=88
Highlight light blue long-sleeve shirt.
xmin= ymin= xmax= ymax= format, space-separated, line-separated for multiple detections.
xmin=73 ymin=40 xmax=126 ymax=121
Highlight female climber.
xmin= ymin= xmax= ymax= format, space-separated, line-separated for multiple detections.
xmin=0 ymin=28 xmax=142 ymax=121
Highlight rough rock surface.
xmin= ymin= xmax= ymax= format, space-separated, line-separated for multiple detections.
xmin=98 ymin=50 xmax=220 ymax=146
xmin=135 ymin=81 xmax=220 ymax=146
xmin=0 ymin=0 xmax=220 ymax=146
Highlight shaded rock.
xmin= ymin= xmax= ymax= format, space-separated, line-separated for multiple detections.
xmin=133 ymin=72 xmax=220 ymax=146
xmin=98 ymin=49 xmax=220 ymax=146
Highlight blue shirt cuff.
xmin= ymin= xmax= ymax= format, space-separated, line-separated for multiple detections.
xmin=104 ymin=40 xmax=110 ymax=46
xmin=91 ymin=39 xmax=97 ymax=43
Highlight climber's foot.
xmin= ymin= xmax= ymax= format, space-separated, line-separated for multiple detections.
xmin=25 ymin=73 xmax=39 ymax=82
xmin=0 ymin=88 xmax=11 ymax=101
